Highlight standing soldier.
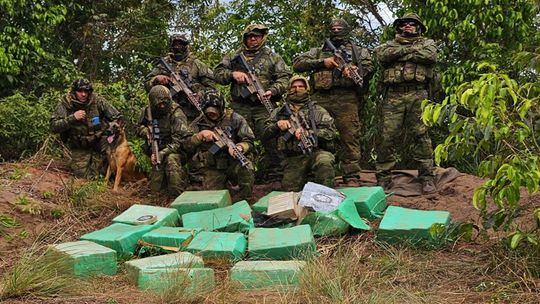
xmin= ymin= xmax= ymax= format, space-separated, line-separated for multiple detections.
xmin=144 ymin=33 xmax=216 ymax=122
xmin=137 ymin=85 xmax=193 ymax=197
xmin=375 ymin=13 xmax=438 ymax=194
xmin=263 ymin=76 xmax=337 ymax=191
xmin=51 ymin=78 xmax=121 ymax=178
xmin=293 ymin=19 xmax=374 ymax=186
xmin=214 ymin=24 xmax=291 ymax=181
xmin=187 ymin=90 xmax=255 ymax=202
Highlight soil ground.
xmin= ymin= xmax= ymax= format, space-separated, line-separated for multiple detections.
xmin=1 ymin=157 xmax=539 ymax=303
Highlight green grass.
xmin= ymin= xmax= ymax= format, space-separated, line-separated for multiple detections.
xmin=0 ymin=245 xmax=84 ymax=300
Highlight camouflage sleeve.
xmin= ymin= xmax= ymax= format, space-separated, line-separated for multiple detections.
xmin=214 ymin=53 xmax=234 ymax=85
xmin=136 ymin=108 xmax=149 ymax=139
xmin=50 ymin=99 xmax=76 ymax=134
xmin=314 ymin=105 xmax=336 ymax=142
xmin=234 ymin=113 xmax=255 ymax=153
xmin=292 ymin=48 xmax=326 ymax=73
xmin=375 ymin=42 xmax=408 ymax=65
xmin=359 ymin=47 xmax=374 ymax=78
xmin=262 ymin=107 xmax=281 ymax=140
xmin=96 ymin=96 xmax=122 ymax=122
xmin=401 ymin=39 xmax=438 ymax=64
xmin=192 ymin=59 xmax=216 ymax=92
xmin=161 ymin=108 xmax=193 ymax=156
xmin=143 ymin=59 xmax=170 ymax=92
xmin=268 ymin=54 xmax=292 ymax=97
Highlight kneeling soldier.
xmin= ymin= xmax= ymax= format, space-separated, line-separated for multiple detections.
xmin=187 ymin=90 xmax=255 ymax=201
xmin=137 ymin=85 xmax=192 ymax=196
xmin=263 ymin=76 xmax=337 ymax=192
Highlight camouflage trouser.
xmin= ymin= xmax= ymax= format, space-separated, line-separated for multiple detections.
xmin=68 ymin=148 xmax=107 ymax=178
xmin=281 ymin=151 xmax=335 ymax=192
xmin=149 ymin=153 xmax=188 ymax=197
xmin=312 ymin=89 xmax=361 ymax=176
xmin=201 ymin=161 xmax=255 ymax=202
xmin=231 ymin=101 xmax=282 ymax=179
xmin=376 ymin=88 xmax=434 ymax=181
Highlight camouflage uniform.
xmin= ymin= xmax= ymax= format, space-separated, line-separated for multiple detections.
xmin=263 ymin=76 xmax=337 ymax=191
xmin=144 ymin=34 xmax=215 ymax=122
xmin=186 ymin=90 xmax=255 ymax=201
xmin=50 ymin=79 xmax=121 ymax=178
xmin=214 ymin=24 xmax=291 ymax=180
xmin=375 ymin=13 xmax=437 ymax=189
xmin=293 ymin=19 xmax=373 ymax=182
xmin=136 ymin=85 xmax=193 ymax=196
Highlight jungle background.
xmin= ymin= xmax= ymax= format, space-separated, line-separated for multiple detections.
xmin=1 ymin=0 xmax=540 ymax=303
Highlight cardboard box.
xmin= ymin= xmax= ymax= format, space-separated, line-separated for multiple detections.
xmin=267 ymin=192 xmax=306 ymax=221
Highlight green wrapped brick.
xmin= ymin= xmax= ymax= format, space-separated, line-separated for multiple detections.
xmin=112 ymin=204 xmax=180 ymax=227
xmin=185 ymin=231 xmax=247 ymax=264
xmin=231 ymin=260 xmax=305 ymax=290
xmin=248 ymin=225 xmax=317 ymax=260
xmin=137 ymin=267 xmax=215 ymax=295
xmin=170 ymin=190 xmax=231 ymax=217
xmin=182 ymin=200 xmax=254 ymax=232
xmin=140 ymin=227 xmax=201 ymax=251
xmin=124 ymin=252 xmax=204 ymax=286
xmin=377 ymin=206 xmax=451 ymax=244
xmin=300 ymin=199 xmax=370 ymax=237
xmin=47 ymin=240 xmax=117 ymax=277
xmin=80 ymin=223 xmax=155 ymax=257
xmin=338 ymin=186 xmax=387 ymax=219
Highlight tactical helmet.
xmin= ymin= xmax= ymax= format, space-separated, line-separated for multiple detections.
xmin=201 ymin=89 xmax=225 ymax=114
xmin=288 ymin=75 xmax=311 ymax=93
xmin=169 ymin=33 xmax=190 ymax=46
xmin=149 ymin=85 xmax=172 ymax=107
xmin=393 ymin=12 xmax=427 ymax=33
xmin=71 ymin=78 xmax=93 ymax=93
xmin=329 ymin=18 xmax=350 ymax=33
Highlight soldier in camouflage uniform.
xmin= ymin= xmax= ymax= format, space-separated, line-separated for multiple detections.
xmin=186 ymin=90 xmax=255 ymax=201
xmin=137 ymin=85 xmax=193 ymax=196
xmin=144 ymin=34 xmax=216 ymax=122
xmin=263 ymin=76 xmax=337 ymax=191
xmin=375 ymin=13 xmax=438 ymax=194
xmin=51 ymin=79 xmax=121 ymax=178
xmin=214 ymin=24 xmax=291 ymax=181
xmin=293 ymin=19 xmax=374 ymax=185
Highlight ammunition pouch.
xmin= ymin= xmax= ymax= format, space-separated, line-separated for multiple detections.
xmin=383 ymin=62 xmax=432 ymax=84
xmin=313 ymin=70 xmax=333 ymax=90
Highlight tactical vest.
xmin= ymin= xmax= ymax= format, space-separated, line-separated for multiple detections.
xmin=310 ymin=43 xmax=361 ymax=91
xmin=382 ymin=61 xmax=433 ymax=85
xmin=64 ymin=95 xmax=105 ymax=149
xmin=231 ymin=48 xmax=277 ymax=102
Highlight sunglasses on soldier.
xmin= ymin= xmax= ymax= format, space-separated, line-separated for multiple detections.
xmin=399 ymin=22 xmax=417 ymax=27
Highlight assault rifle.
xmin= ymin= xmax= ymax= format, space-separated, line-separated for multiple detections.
xmin=231 ymin=53 xmax=274 ymax=114
xmin=208 ymin=126 xmax=254 ymax=170
xmin=158 ymin=58 xmax=204 ymax=115
xmin=325 ymin=39 xmax=364 ymax=87
xmin=146 ymin=107 xmax=161 ymax=171
xmin=281 ymin=104 xmax=317 ymax=155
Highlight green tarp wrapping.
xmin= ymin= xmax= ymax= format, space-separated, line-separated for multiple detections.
xmin=301 ymin=198 xmax=371 ymax=236
xmin=112 ymin=204 xmax=180 ymax=227
xmin=248 ymin=225 xmax=317 ymax=260
xmin=140 ymin=227 xmax=201 ymax=251
xmin=47 ymin=240 xmax=117 ymax=277
xmin=377 ymin=206 xmax=451 ymax=244
xmin=170 ymin=190 xmax=231 ymax=217
xmin=185 ymin=231 xmax=247 ymax=264
xmin=231 ymin=260 xmax=305 ymax=290
xmin=182 ymin=200 xmax=254 ymax=232
xmin=136 ymin=267 xmax=215 ymax=295
xmin=337 ymin=186 xmax=387 ymax=220
xmin=80 ymin=223 xmax=155 ymax=257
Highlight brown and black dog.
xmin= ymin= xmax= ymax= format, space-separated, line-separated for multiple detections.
xmin=103 ymin=121 xmax=144 ymax=191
